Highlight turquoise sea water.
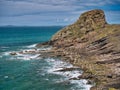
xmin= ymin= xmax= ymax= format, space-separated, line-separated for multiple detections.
xmin=0 ymin=26 xmax=91 ymax=90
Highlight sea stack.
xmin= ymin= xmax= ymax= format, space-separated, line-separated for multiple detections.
xmin=51 ymin=9 xmax=120 ymax=90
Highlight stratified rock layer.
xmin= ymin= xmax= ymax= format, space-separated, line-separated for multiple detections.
xmin=51 ymin=9 xmax=107 ymax=41
xmin=51 ymin=9 xmax=120 ymax=90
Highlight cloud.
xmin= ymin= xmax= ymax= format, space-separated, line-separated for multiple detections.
xmin=105 ymin=11 xmax=120 ymax=24
xmin=1 ymin=0 xmax=120 ymax=17
xmin=0 ymin=0 xmax=120 ymax=26
xmin=0 ymin=0 xmax=81 ymax=17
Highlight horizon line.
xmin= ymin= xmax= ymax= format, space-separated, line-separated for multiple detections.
xmin=0 ymin=25 xmax=66 ymax=27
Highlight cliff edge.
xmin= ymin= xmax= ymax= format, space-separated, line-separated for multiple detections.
xmin=51 ymin=9 xmax=120 ymax=90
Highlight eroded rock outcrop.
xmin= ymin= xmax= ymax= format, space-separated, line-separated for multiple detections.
xmin=50 ymin=9 xmax=120 ymax=90
xmin=51 ymin=9 xmax=107 ymax=42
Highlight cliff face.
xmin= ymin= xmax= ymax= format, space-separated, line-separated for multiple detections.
xmin=51 ymin=10 xmax=120 ymax=90
xmin=51 ymin=9 xmax=107 ymax=41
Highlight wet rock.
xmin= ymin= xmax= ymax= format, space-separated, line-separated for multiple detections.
xmin=69 ymin=77 xmax=80 ymax=80
xmin=10 ymin=52 xmax=17 ymax=55
xmin=42 ymin=9 xmax=120 ymax=90
xmin=78 ymin=73 xmax=94 ymax=79
xmin=55 ymin=67 xmax=80 ymax=72
xmin=36 ymin=41 xmax=54 ymax=48
xmin=87 ymin=80 xmax=94 ymax=85
xmin=107 ymin=74 xmax=113 ymax=78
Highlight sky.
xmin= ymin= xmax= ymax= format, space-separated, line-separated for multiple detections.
xmin=0 ymin=0 xmax=120 ymax=26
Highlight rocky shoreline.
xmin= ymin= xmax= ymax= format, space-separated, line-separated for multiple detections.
xmin=37 ymin=10 xmax=120 ymax=90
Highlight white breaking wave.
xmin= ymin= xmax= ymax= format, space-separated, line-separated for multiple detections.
xmin=16 ymin=54 xmax=40 ymax=60
xmin=27 ymin=44 xmax=37 ymax=48
xmin=8 ymin=53 xmax=40 ymax=61
xmin=70 ymin=80 xmax=92 ymax=90
xmin=19 ymin=49 xmax=40 ymax=53
xmin=44 ymin=58 xmax=92 ymax=90
xmin=2 ymin=48 xmax=41 ymax=60
xmin=46 ymin=58 xmax=82 ymax=78
xmin=3 ymin=51 xmax=12 ymax=56
xmin=2 ymin=46 xmax=52 ymax=61
xmin=3 ymin=48 xmax=39 ymax=56
xmin=37 ymin=46 xmax=52 ymax=51
xmin=1 ymin=44 xmax=92 ymax=89
xmin=2 ymin=44 xmax=52 ymax=57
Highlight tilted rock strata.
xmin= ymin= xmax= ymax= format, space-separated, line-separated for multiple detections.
xmin=51 ymin=9 xmax=120 ymax=90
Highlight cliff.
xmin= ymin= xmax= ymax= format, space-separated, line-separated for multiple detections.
xmin=51 ymin=9 xmax=120 ymax=90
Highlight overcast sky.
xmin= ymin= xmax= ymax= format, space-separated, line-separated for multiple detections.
xmin=0 ymin=0 xmax=120 ymax=26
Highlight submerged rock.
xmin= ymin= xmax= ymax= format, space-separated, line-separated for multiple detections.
xmin=55 ymin=67 xmax=80 ymax=72
xmin=10 ymin=52 xmax=17 ymax=55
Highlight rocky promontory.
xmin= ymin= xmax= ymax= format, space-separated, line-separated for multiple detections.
xmin=38 ymin=9 xmax=120 ymax=90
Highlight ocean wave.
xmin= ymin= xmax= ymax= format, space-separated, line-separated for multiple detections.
xmin=0 ymin=56 xmax=2 ymax=58
xmin=44 ymin=58 xmax=92 ymax=90
xmin=19 ymin=49 xmax=40 ymax=53
xmin=2 ymin=48 xmax=41 ymax=60
xmin=8 ymin=53 xmax=40 ymax=61
xmin=69 ymin=80 xmax=92 ymax=90
xmin=26 ymin=44 xmax=37 ymax=48
xmin=1 ymin=46 xmax=92 ymax=89
xmin=3 ymin=48 xmax=38 ymax=56
xmin=0 ymin=46 xmax=9 ymax=49
xmin=16 ymin=54 xmax=40 ymax=60
xmin=3 ymin=51 xmax=12 ymax=56
xmin=46 ymin=58 xmax=82 ymax=78
xmin=2 ymin=44 xmax=52 ymax=57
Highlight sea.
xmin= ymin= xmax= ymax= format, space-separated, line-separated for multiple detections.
xmin=0 ymin=26 xmax=92 ymax=90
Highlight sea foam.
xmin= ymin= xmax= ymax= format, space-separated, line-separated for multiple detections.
xmin=45 ymin=58 xmax=92 ymax=90
xmin=16 ymin=54 xmax=40 ymax=60
xmin=27 ymin=44 xmax=37 ymax=48
xmin=2 ymin=48 xmax=41 ymax=60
